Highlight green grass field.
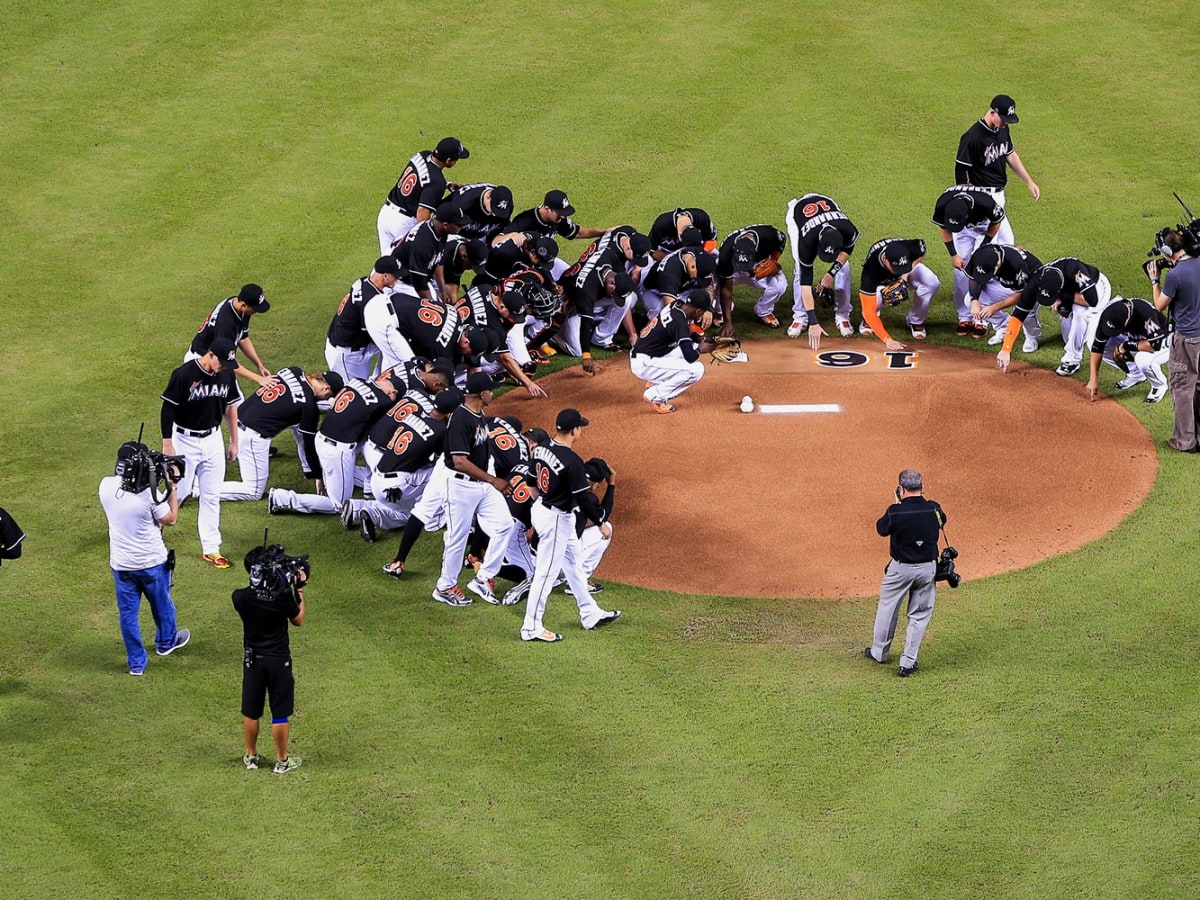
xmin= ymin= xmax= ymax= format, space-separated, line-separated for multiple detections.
xmin=3 ymin=2 xmax=1200 ymax=896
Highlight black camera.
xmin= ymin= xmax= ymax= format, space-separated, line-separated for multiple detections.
xmin=935 ymin=545 xmax=961 ymax=588
xmin=1146 ymin=194 xmax=1200 ymax=270
xmin=245 ymin=543 xmax=311 ymax=598
xmin=116 ymin=440 xmax=186 ymax=495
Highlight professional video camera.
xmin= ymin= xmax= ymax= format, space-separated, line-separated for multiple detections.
xmin=1144 ymin=192 xmax=1200 ymax=278
xmin=245 ymin=533 xmax=311 ymax=600
xmin=934 ymin=545 xmax=961 ymax=589
xmin=115 ymin=426 xmax=185 ymax=499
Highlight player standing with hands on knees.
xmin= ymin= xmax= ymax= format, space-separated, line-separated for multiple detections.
xmin=864 ymin=469 xmax=947 ymax=678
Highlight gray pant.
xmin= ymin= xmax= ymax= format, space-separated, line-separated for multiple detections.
xmin=870 ymin=560 xmax=937 ymax=668
xmin=1168 ymin=333 xmax=1200 ymax=452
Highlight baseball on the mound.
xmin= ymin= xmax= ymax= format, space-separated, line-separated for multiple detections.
xmin=740 ymin=396 xmax=754 ymax=413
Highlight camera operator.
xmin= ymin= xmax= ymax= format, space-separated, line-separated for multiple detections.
xmin=1149 ymin=230 xmax=1200 ymax=452
xmin=234 ymin=545 xmax=307 ymax=774
xmin=0 ymin=504 xmax=26 ymax=679
xmin=98 ymin=442 xmax=191 ymax=676
xmin=864 ymin=469 xmax=947 ymax=678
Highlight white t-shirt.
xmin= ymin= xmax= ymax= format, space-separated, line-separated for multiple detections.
xmin=99 ymin=476 xmax=170 ymax=571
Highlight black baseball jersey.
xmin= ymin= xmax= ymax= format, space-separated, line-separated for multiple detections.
xmin=386 ymin=150 xmax=449 ymax=216
xmin=383 ymin=358 xmax=433 ymax=394
xmin=394 ymin=295 xmax=463 ymax=361
xmin=0 ymin=505 xmax=25 ymax=561
xmin=931 ymin=186 xmax=1006 ymax=231
xmin=643 ymin=248 xmax=713 ymax=299
xmin=377 ymin=412 xmax=447 ymax=475
xmin=632 ymin=303 xmax=699 ymax=362
xmin=443 ymin=403 xmax=491 ymax=470
xmin=449 ymin=183 xmax=513 ymax=241
xmin=478 ymin=234 xmax=556 ymax=287
xmin=320 ymin=378 xmax=393 ymax=444
xmin=533 ymin=441 xmax=602 ymax=524
xmin=649 ymin=207 xmax=717 ymax=253
xmin=1090 ymin=298 xmax=1170 ymax=354
xmin=160 ymin=359 xmax=242 ymax=434
xmin=507 ymin=206 xmax=582 ymax=241
xmin=395 ymin=220 xmax=448 ymax=295
xmin=457 ymin=284 xmax=515 ymax=356
xmin=955 ymin=119 xmax=1014 ymax=189
xmin=437 ymin=235 xmax=482 ymax=291
xmin=327 ymin=275 xmax=385 ymax=350
xmin=488 ymin=417 xmax=530 ymax=479
xmin=716 ymin=225 xmax=788 ymax=280
xmin=787 ymin=194 xmax=860 ymax=279
xmin=238 ymin=366 xmax=321 ymax=474
xmin=367 ymin=389 xmax=437 ymax=450
xmin=561 ymin=226 xmax=641 ymax=284
xmin=504 ymin=462 xmax=538 ymax=527
xmin=189 ymin=297 xmax=250 ymax=356
xmin=1012 ymin=258 xmax=1105 ymax=323
xmin=967 ymin=245 xmax=1043 ymax=299
xmin=860 ymin=239 xmax=927 ymax=293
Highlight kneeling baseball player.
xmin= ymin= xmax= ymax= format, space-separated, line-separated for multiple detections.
xmin=629 ymin=289 xmax=716 ymax=415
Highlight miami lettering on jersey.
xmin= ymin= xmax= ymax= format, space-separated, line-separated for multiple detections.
xmin=188 ymin=381 xmax=233 ymax=401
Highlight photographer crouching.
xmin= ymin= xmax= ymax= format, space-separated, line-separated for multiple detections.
xmin=235 ymin=543 xmax=308 ymax=774
xmin=98 ymin=440 xmax=191 ymax=676
xmin=864 ymin=469 xmax=952 ymax=678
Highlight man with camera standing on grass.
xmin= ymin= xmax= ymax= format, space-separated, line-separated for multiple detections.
xmin=1149 ymin=230 xmax=1200 ymax=452
xmin=99 ymin=442 xmax=191 ymax=676
xmin=864 ymin=469 xmax=947 ymax=678
xmin=235 ymin=544 xmax=308 ymax=774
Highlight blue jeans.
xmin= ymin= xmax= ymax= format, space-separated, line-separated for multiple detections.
xmin=112 ymin=564 xmax=178 ymax=670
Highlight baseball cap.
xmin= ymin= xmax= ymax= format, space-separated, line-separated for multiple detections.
xmin=882 ymin=243 xmax=915 ymax=277
xmin=990 ymin=94 xmax=1019 ymax=124
xmin=465 ymin=371 xmax=495 ymax=394
xmin=966 ymin=244 xmax=1003 ymax=282
xmin=386 ymin=370 xmax=409 ymax=392
xmin=1037 ymin=266 xmax=1065 ymax=302
xmin=629 ymin=233 xmax=652 ymax=259
xmin=463 ymin=240 xmax=489 ymax=275
xmin=500 ymin=290 xmax=528 ymax=324
xmin=694 ymin=252 xmax=718 ymax=279
xmin=556 ymin=408 xmax=589 ymax=431
xmin=435 ymin=202 xmax=467 ymax=226
xmin=466 ymin=328 xmax=493 ymax=357
xmin=584 ymin=457 xmax=612 ymax=483
xmin=238 ymin=283 xmax=270 ymax=313
xmin=732 ymin=237 xmax=757 ymax=272
xmin=679 ymin=226 xmax=703 ymax=247
xmin=680 ymin=288 xmax=712 ymax=312
xmin=321 ymin=371 xmax=345 ymax=395
xmin=488 ymin=186 xmax=514 ymax=218
xmin=524 ymin=426 xmax=550 ymax=447
xmin=208 ymin=336 xmax=238 ymax=369
xmin=374 ymin=255 xmax=402 ymax=277
xmin=532 ymin=236 xmax=559 ymax=263
xmin=612 ymin=272 xmax=636 ymax=297
xmin=544 ymin=189 xmax=575 ymax=216
xmin=434 ymin=386 xmax=464 ymax=413
xmin=816 ymin=226 xmax=844 ymax=263
xmin=943 ymin=196 xmax=971 ymax=232
xmin=435 ymin=137 xmax=470 ymax=160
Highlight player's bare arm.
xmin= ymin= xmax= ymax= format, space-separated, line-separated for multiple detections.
xmin=1085 ymin=350 xmax=1105 ymax=400
xmin=1007 ymin=151 xmax=1040 ymax=201
xmin=225 ymin=404 xmax=239 ymax=462
xmin=452 ymin=452 xmax=511 ymax=495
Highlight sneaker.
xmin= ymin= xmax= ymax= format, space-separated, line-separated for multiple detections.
xmin=157 ymin=628 xmax=190 ymax=657
xmin=129 ymin=667 xmax=145 ymax=677
xmin=587 ymin=610 xmax=622 ymax=629
xmin=359 ymin=512 xmax=378 ymax=543
xmin=647 ymin=399 xmax=677 ymax=415
xmin=757 ymin=314 xmax=781 ymax=329
xmin=1114 ymin=375 xmax=1143 ymax=391
xmin=467 ymin=575 xmax=500 ymax=605
xmin=1055 ymin=361 xmax=1081 ymax=377
xmin=1145 ymin=384 xmax=1168 ymax=404
xmin=565 ymin=580 xmax=604 ymax=596
xmin=202 ymin=553 xmax=231 ymax=569
xmin=243 ymin=753 xmax=260 ymax=771
xmin=432 ymin=585 xmax=472 ymax=607
xmin=1022 ymin=335 xmax=1039 ymax=353
xmin=986 ymin=330 xmax=1004 ymax=346
xmin=864 ymin=647 xmax=885 ymax=664
xmin=273 ymin=756 xmax=303 ymax=774
xmin=971 ymin=320 xmax=988 ymax=339
xmin=898 ymin=663 xmax=919 ymax=678
xmin=836 ymin=321 xmax=855 ymax=337
xmin=909 ymin=323 xmax=927 ymax=340
xmin=786 ymin=320 xmax=807 ymax=338
xmin=382 ymin=559 xmax=405 ymax=579
xmin=267 ymin=489 xmax=280 ymax=515
xmin=502 ymin=577 xmax=532 ymax=606
xmin=340 ymin=500 xmax=358 ymax=530
xmin=858 ymin=322 xmax=874 ymax=336
xmin=956 ymin=320 xmax=972 ymax=337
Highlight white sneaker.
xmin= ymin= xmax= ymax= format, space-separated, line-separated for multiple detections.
xmin=1022 ymin=336 xmax=1039 ymax=353
xmin=986 ymin=330 xmax=1004 ymax=346
xmin=1055 ymin=361 xmax=1081 ymax=377
xmin=836 ymin=320 xmax=854 ymax=337
xmin=1145 ymin=384 xmax=1168 ymax=404
xmin=858 ymin=322 xmax=874 ymax=336
xmin=1114 ymin=375 xmax=1144 ymax=391
xmin=786 ymin=320 xmax=807 ymax=338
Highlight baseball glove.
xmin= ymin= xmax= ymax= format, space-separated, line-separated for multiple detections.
xmin=880 ymin=278 xmax=909 ymax=307
xmin=753 ymin=258 xmax=782 ymax=280
xmin=814 ymin=283 xmax=836 ymax=308
xmin=1112 ymin=340 xmax=1138 ymax=373
xmin=709 ymin=336 xmax=743 ymax=363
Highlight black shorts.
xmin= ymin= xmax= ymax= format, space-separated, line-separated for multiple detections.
xmin=241 ymin=655 xmax=295 ymax=720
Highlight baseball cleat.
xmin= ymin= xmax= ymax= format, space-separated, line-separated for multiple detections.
xmin=858 ymin=322 xmax=874 ymax=336
xmin=382 ymin=559 xmax=405 ymax=579
xmin=1113 ymin=375 xmax=1144 ymax=391
xmin=1022 ymin=336 xmax=1040 ymax=353
xmin=432 ymin=585 xmax=472 ymax=607
xmin=647 ymin=399 xmax=677 ymax=415
xmin=523 ymin=630 xmax=563 ymax=643
xmin=267 ymin=489 xmax=280 ymax=515
xmin=786 ymin=320 xmax=807 ymax=338
xmin=1055 ymin=361 xmax=1081 ymax=377
xmin=971 ymin=320 xmax=989 ymax=339
xmin=986 ymin=330 xmax=1004 ymax=346
xmin=340 ymin=499 xmax=358 ymax=530
xmin=502 ymin=577 xmax=532 ymax=606
xmin=565 ymin=580 xmax=604 ymax=596
xmin=909 ymin=323 xmax=927 ymax=340
xmin=588 ymin=610 xmax=622 ymax=629
xmin=836 ymin=320 xmax=855 ymax=337
xmin=202 ymin=553 xmax=231 ymax=569
xmin=956 ymin=320 xmax=973 ymax=337
xmin=1145 ymin=384 xmax=1168 ymax=404
xmin=359 ymin=512 xmax=377 ymax=543
xmin=864 ymin=647 xmax=886 ymax=664
xmin=898 ymin=663 xmax=919 ymax=677
xmin=757 ymin=314 xmax=781 ymax=329
xmin=467 ymin=576 xmax=500 ymax=605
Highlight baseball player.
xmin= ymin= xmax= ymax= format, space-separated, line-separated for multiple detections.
xmin=455 ymin=285 xmax=547 ymax=398
xmin=0 ymin=505 xmax=24 ymax=570
xmin=161 ymin=336 xmax=242 ymax=568
xmin=394 ymin=202 xmax=468 ymax=301
xmin=964 ymin=243 xmax=1044 ymax=351
xmin=648 ymin=207 xmax=719 ymax=256
xmin=220 ymin=367 xmax=344 ymax=501
xmin=446 ymin=183 xmax=514 ymax=243
xmin=1007 ymin=258 xmax=1115 ymax=377
xmin=473 ymin=233 xmax=559 ymax=290
xmin=376 ymin=136 xmax=469 ymax=254
xmin=436 ymin=236 xmax=489 ymax=306
xmin=784 ymin=194 xmax=860 ymax=343
xmin=629 ymin=289 xmax=715 ymax=414
xmin=856 ymin=239 xmax=941 ymax=346
xmin=560 ymin=262 xmax=639 ymax=372
xmin=638 ymin=245 xmax=718 ymax=321
xmin=555 ymin=457 xmax=617 ymax=597
xmin=267 ymin=372 xmax=399 ymax=515
xmin=954 ymin=94 xmax=1040 ymax=244
xmin=431 ymin=372 xmax=516 ymax=607
xmin=931 ymin=185 xmax=1007 ymax=335
xmin=186 ymin=284 xmax=273 ymax=387
xmin=520 ymin=408 xmax=621 ymax=643
xmin=715 ymin=224 xmax=788 ymax=332
xmin=1085 ymin=297 xmax=1171 ymax=404
xmin=325 ymin=257 xmax=400 ymax=382
xmin=497 ymin=190 xmax=609 ymax=279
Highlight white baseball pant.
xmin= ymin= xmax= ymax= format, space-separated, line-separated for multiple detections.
xmin=363 ymin=295 xmax=416 ymax=373
xmin=377 ymin=203 xmax=417 ymax=255
xmin=521 ymin=501 xmax=608 ymax=639
xmin=220 ymin=423 xmax=271 ymax=501
xmin=976 ymin=280 xmax=1042 ymax=343
xmin=435 ymin=474 xmax=515 ymax=592
xmin=867 ymin=264 xmax=941 ymax=327
xmin=630 ymin=347 xmax=704 ymax=404
xmin=949 ymin=225 xmax=991 ymax=321
xmin=727 ymin=271 xmax=787 ymax=320
xmin=325 ymin=339 xmax=377 ymax=383
xmin=411 ymin=459 xmax=451 ymax=531
xmin=1059 ymin=277 xmax=1113 ymax=366
xmin=503 ymin=524 xmax=536 ymax=576
xmin=558 ymin=301 xmax=629 ymax=355
xmin=172 ymin=425 xmax=226 ymax=555
xmin=352 ymin=466 xmax=432 ymax=530
xmin=270 ymin=436 xmax=356 ymax=514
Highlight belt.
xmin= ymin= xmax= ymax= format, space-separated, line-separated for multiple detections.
xmin=449 ymin=471 xmax=476 ymax=482
xmin=320 ymin=435 xmax=355 ymax=450
xmin=237 ymin=422 xmax=265 ymax=440
xmin=386 ymin=201 xmax=407 ymax=211
xmin=175 ymin=426 xmax=216 ymax=438
xmin=538 ymin=499 xmax=573 ymax=513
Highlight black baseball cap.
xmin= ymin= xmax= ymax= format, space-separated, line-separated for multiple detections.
xmin=532 ymin=236 xmax=559 ymax=263
xmin=944 ymin=196 xmax=971 ymax=232
xmin=694 ymin=252 xmax=718 ymax=279
xmin=882 ymin=243 xmax=915 ymax=276
xmin=466 ymin=329 xmax=492 ymax=357
xmin=1037 ymin=266 xmax=1065 ymax=302
xmin=463 ymin=240 xmax=489 ymax=275
xmin=500 ymin=290 xmax=528 ymax=324
xmin=435 ymin=137 xmax=470 ymax=160
xmin=238 ymin=283 xmax=270 ymax=313
xmin=584 ymin=457 xmax=611 ymax=482
xmin=679 ymin=226 xmax=703 ymax=247
xmin=321 ymin=371 xmax=345 ymax=395
xmin=435 ymin=202 xmax=467 ymax=226
xmin=816 ymin=226 xmax=844 ymax=263
xmin=612 ymin=272 xmax=636 ymax=297
xmin=630 ymin=233 xmax=652 ymax=258
xmin=524 ymin=426 xmax=550 ymax=446
xmin=208 ymin=336 xmax=238 ymax=369
xmin=680 ymin=288 xmax=712 ymax=312
xmin=374 ymin=255 xmax=401 ymax=277
xmin=488 ymin=186 xmax=514 ymax=218
xmin=732 ymin=238 xmax=757 ymax=272
xmin=990 ymin=94 xmax=1019 ymax=124
xmin=544 ymin=189 xmax=575 ymax=216
xmin=556 ymin=408 xmax=589 ymax=431
xmin=434 ymin=386 xmax=463 ymax=413
xmin=465 ymin=371 xmax=495 ymax=394
xmin=966 ymin=244 xmax=1003 ymax=282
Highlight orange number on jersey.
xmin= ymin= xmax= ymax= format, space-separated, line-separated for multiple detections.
xmin=418 ymin=299 xmax=444 ymax=326
xmin=256 ymin=383 xmax=286 ymax=403
xmin=387 ymin=429 xmax=414 ymax=453
xmin=335 ymin=292 xmax=350 ymax=316
xmin=537 ymin=466 xmax=551 ymax=493
xmin=801 ymin=200 xmax=831 ymax=217
xmin=399 ymin=170 xmax=418 ymax=196
xmin=488 ymin=426 xmax=517 ymax=452
xmin=639 ymin=316 xmax=659 ymax=339
xmin=332 ymin=390 xmax=355 ymax=413
xmin=389 ymin=400 xmax=420 ymax=422
xmin=509 ymin=475 xmax=533 ymax=503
